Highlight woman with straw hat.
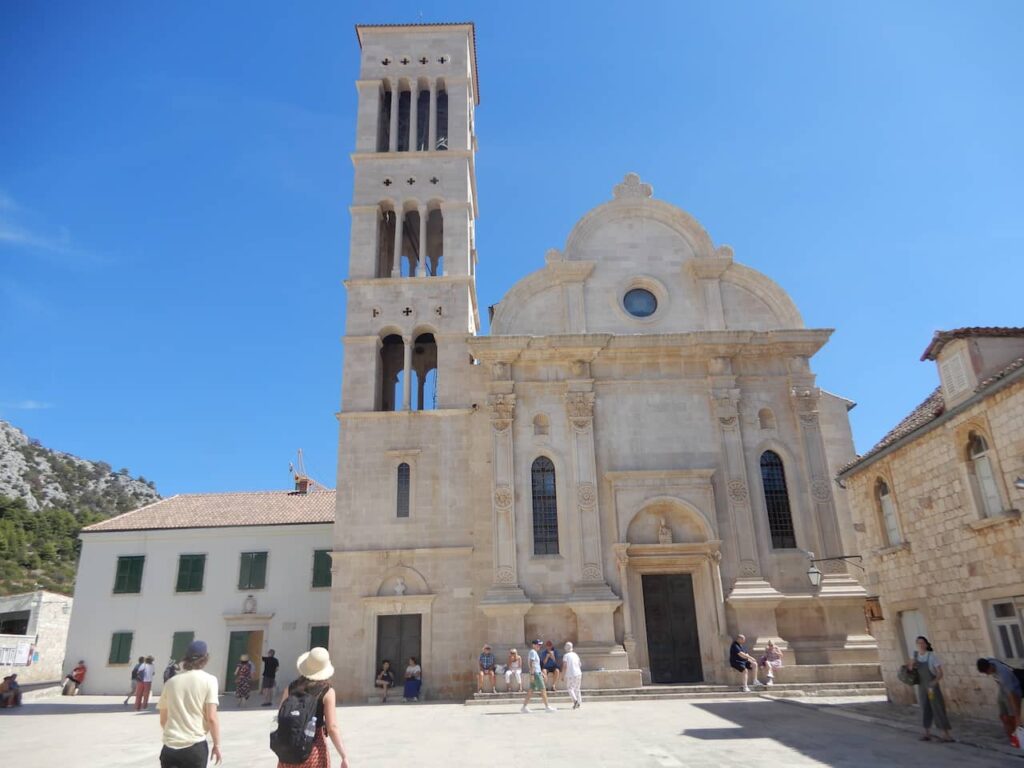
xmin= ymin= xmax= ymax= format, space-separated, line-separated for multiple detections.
xmin=277 ymin=647 xmax=350 ymax=768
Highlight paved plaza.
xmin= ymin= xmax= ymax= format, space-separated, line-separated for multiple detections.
xmin=0 ymin=694 xmax=1016 ymax=767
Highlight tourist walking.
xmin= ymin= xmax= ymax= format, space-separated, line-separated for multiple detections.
xmin=124 ymin=656 xmax=144 ymax=705
xmin=158 ymin=639 xmax=222 ymax=767
xmin=907 ymin=636 xmax=953 ymax=742
xmin=374 ymin=660 xmax=395 ymax=702
xmin=562 ymin=642 xmax=583 ymax=710
xmin=728 ymin=634 xmax=762 ymax=692
xmin=521 ymin=639 xmax=555 ymax=713
xmin=273 ymin=647 xmax=350 ymax=767
xmin=403 ymin=656 xmax=422 ymax=701
xmin=234 ymin=654 xmax=254 ymax=707
xmin=758 ymin=640 xmax=784 ymax=686
xmin=505 ymin=649 xmax=523 ymax=692
xmin=261 ymin=649 xmax=280 ymax=707
xmin=977 ymin=657 xmax=1024 ymax=747
xmin=135 ymin=655 xmax=155 ymax=711
xmin=478 ymin=644 xmax=497 ymax=693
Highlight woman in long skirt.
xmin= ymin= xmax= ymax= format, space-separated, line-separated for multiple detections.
xmin=277 ymin=647 xmax=351 ymax=768
xmin=235 ymin=654 xmax=253 ymax=706
xmin=906 ymin=636 xmax=954 ymax=742
xmin=403 ymin=656 xmax=422 ymax=702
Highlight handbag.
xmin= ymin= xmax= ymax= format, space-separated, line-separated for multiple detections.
xmin=897 ymin=664 xmax=919 ymax=686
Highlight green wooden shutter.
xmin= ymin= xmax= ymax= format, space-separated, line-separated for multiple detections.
xmin=312 ymin=550 xmax=332 ymax=588
xmin=109 ymin=632 xmax=133 ymax=664
xmin=177 ymin=555 xmax=206 ymax=592
xmin=309 ymin=625 xmax=329 ymax=650
xmin=170 ymin=631 xmax=194 ymax=661
xmin=114 ymin=556 xmax=144 ymax=593
xmin=238 ymin=553 xmax=252 ymax=589
xmin=238 ymin=552 xmax=268 ymax=589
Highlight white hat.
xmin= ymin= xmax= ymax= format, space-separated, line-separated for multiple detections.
xmin=297 ymin=647 xmax=334 ymax=681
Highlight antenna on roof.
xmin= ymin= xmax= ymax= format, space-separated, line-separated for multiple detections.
xmin=291 ymin=449 xmax=324 ymax=495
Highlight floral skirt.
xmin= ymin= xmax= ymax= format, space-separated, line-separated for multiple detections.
xmin=235 ymin=675 xmax=251 ymax=699
xmin=278 ymin=730 xmax=329 ymax=768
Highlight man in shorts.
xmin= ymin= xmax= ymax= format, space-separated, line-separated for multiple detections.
xmin=260 ymin=649 xmax=279 ymax=706
xmin=478 ymin=644 xmax=497 ymax=694
xmin=521 ymin=638 xmax=555 ymax=713
xmin=729 ymin=634 xmax=763 ymax=692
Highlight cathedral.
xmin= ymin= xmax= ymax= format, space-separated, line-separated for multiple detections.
xmin=329 ymin=22 xmax=877 ymax=702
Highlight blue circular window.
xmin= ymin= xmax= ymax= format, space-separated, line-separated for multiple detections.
xmin=623 ymin=288 xmax=657 ymax=318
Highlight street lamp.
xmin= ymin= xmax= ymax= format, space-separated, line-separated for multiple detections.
xmin=801 ymin=550 xmax=865 ymax=587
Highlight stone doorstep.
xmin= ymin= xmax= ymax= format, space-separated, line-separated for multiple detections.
xmin=465 ymin=682 xmax=886 ymax=706
xmin=772 ymin=696 xmax=1024 ymax=761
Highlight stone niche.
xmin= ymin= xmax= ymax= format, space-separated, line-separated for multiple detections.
xmin=625 ymin=500 xmax=709 ymax=545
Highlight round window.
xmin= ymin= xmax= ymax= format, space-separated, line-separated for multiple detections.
xmin=623 ymin=288 xmax=658 ymax=318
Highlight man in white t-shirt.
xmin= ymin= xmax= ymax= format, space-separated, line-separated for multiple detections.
xmin=158 ymin=640 xmax=222 ymax=767
xmin=521 ymin=638 xmax=555 ymax=713
xmin=562 ymin=642 xmax=583 ymax=710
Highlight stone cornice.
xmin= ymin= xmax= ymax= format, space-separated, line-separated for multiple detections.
xmin=468 ymin=329 xmax=832 ymax=365
xmin=336 ymin=408 xmax=475 ymax=421
xmin=344 ymin=275 xmax=476 ymax=289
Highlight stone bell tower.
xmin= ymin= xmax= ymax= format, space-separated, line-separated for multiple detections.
xmin=342 ymin=22 xmax=480 ymax=410
xmin=330 ymin=23 xmax=482 ymax=701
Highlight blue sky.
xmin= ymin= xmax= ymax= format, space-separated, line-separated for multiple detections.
xmin=2 ymin=2 xmax=1022 ymax=496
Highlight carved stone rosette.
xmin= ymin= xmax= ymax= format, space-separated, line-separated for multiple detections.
xmin=493 ymin=485 xmax=513 ymax=509
xmin=576 ymin=482 xmax=597 ymax=508
xmin=727 ymin=479 xmax=748 ymax=503
xmin=810 ymin=478 xmax=833 ymax=503
xmin=581 ymin=563 xmax=602 ymax=582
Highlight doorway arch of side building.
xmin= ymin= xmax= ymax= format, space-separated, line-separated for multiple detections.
xmin=613 ymin=496 xmax=728 ymax=685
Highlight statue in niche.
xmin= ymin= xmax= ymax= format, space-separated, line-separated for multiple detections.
xmin=658 ymin=518 xmax=673 ymax=545
xmin=393 ymin=577 xmax=407 ymax=596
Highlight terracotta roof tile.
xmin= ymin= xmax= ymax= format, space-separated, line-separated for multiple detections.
xmin=82 ymin=489 xmax=335 ymax=533
xmin=840 ymin=354 xmax=1024 ymax=475
xmin=920 ymin=326 xmax=1024 ymax=360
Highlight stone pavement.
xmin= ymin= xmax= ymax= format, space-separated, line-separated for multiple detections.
xmin=0 ymin=694 xmax=1016 ymax=767
xmin=774 ymin=694 xmax=1024 ymax=760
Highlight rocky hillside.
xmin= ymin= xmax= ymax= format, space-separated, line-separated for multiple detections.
xmin=0 ymin=420 xmax=160 ymax=595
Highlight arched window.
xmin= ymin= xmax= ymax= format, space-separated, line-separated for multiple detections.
xmin=412 ymin=333 xmax=437 ymax=411
xmin=758 ymin=408 xmax=776 ymax=431
xmin=876 ymin=479 xmax=900 ymax=546
xmin=968 ymin=432 xmax=1002 ymax=517
xmin=436 ymin=88 xmax=448 ymax=150
xmin=396 ymin=463 xmax=411 ymax=518
xmin=760 ymin=451 xmax=796 ymax=549
xmin=531 ymin=457 xmax=558 ymax=555
xmin=378 ymin=335 xmax=405 ymax=412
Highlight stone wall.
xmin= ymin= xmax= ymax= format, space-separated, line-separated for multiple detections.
xmin=845 ymin=377 xmax=1024 ymax=713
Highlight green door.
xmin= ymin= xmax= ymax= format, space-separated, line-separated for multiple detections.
xmin=225 ymin=631 xmax=251 ymax=692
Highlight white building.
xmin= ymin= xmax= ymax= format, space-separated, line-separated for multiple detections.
xmin=65 ymin=487 xmax=334 ymax=695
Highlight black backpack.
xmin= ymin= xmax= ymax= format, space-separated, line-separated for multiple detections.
xmin=270 ymin=686 xmax=326 ymax=763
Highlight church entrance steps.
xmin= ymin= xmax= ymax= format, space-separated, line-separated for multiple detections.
xmin=465 ymin=680 xmax=886 ymax=705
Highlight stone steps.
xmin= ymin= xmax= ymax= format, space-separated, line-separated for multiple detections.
xmin=465 ymin=681 xmax=886 ymax=705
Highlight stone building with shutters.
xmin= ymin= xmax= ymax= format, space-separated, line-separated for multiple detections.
xmin=837 ymin=327 xmax=1024 ymax=714
xmin=329 ymin=22 xmax=878 ymax=703
xmin=65 ymin=488 xmax=335 ymax=695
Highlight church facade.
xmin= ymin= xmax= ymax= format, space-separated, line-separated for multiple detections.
xmin=330 ymin=23 xmax=876 ymax=702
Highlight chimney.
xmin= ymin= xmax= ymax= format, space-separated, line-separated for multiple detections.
xmin=294 ymin=477 xmax=310 ymax=495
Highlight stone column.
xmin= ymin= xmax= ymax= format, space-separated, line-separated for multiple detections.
xmin=790 ymin=381 xmax=843 ymax=561
xmin=388 ymin=81 xmax=400 ymax=152
xmin=564 ymin=385 xmax=615 ymax=598
xmin=408 ymin=82 xmax=419 ymax=152
xmin=711 ymin=359 xmax=785 ymax=652
xmin=417 ymin=203 xmax=428 ymax=276
xmin=486 ymin=388 xmax=524 ymax=594
xmin=401 ymin=335 xmax=412 ymax=411
xmin=428 ymin=81 xmax=437 ymax=151
xmin=391 ymin=208 xmax=404 ymax=278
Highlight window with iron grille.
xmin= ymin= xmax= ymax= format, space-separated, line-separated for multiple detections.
xmin=397 ymin=463 xmax=411 ymax=518
xmin=531 ymin=457 xmax=559 ymax=555
xmin=760 ymin=451 xmax=797 ymax=549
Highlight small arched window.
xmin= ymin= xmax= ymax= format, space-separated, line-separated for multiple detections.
xmin=396 ymin=463 xmax=411 ymax=518
xmin=533 ymin=413 xmax=550 ymax=437
xmin=876 ymin=479 xmax=901 ymax=546
xmin=760 ymin=451 xmax=796 ymax=549
xmin=531 ymin=457 xmax=558 ymax=555
xmin=758 ymin=408 xmax=776 ymax=431
xmin=968 ymin=432 xmax=1002 ymax=517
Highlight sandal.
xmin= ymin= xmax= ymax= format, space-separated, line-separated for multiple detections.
xmin=919 ymin=735 xmax=931 ymax=741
